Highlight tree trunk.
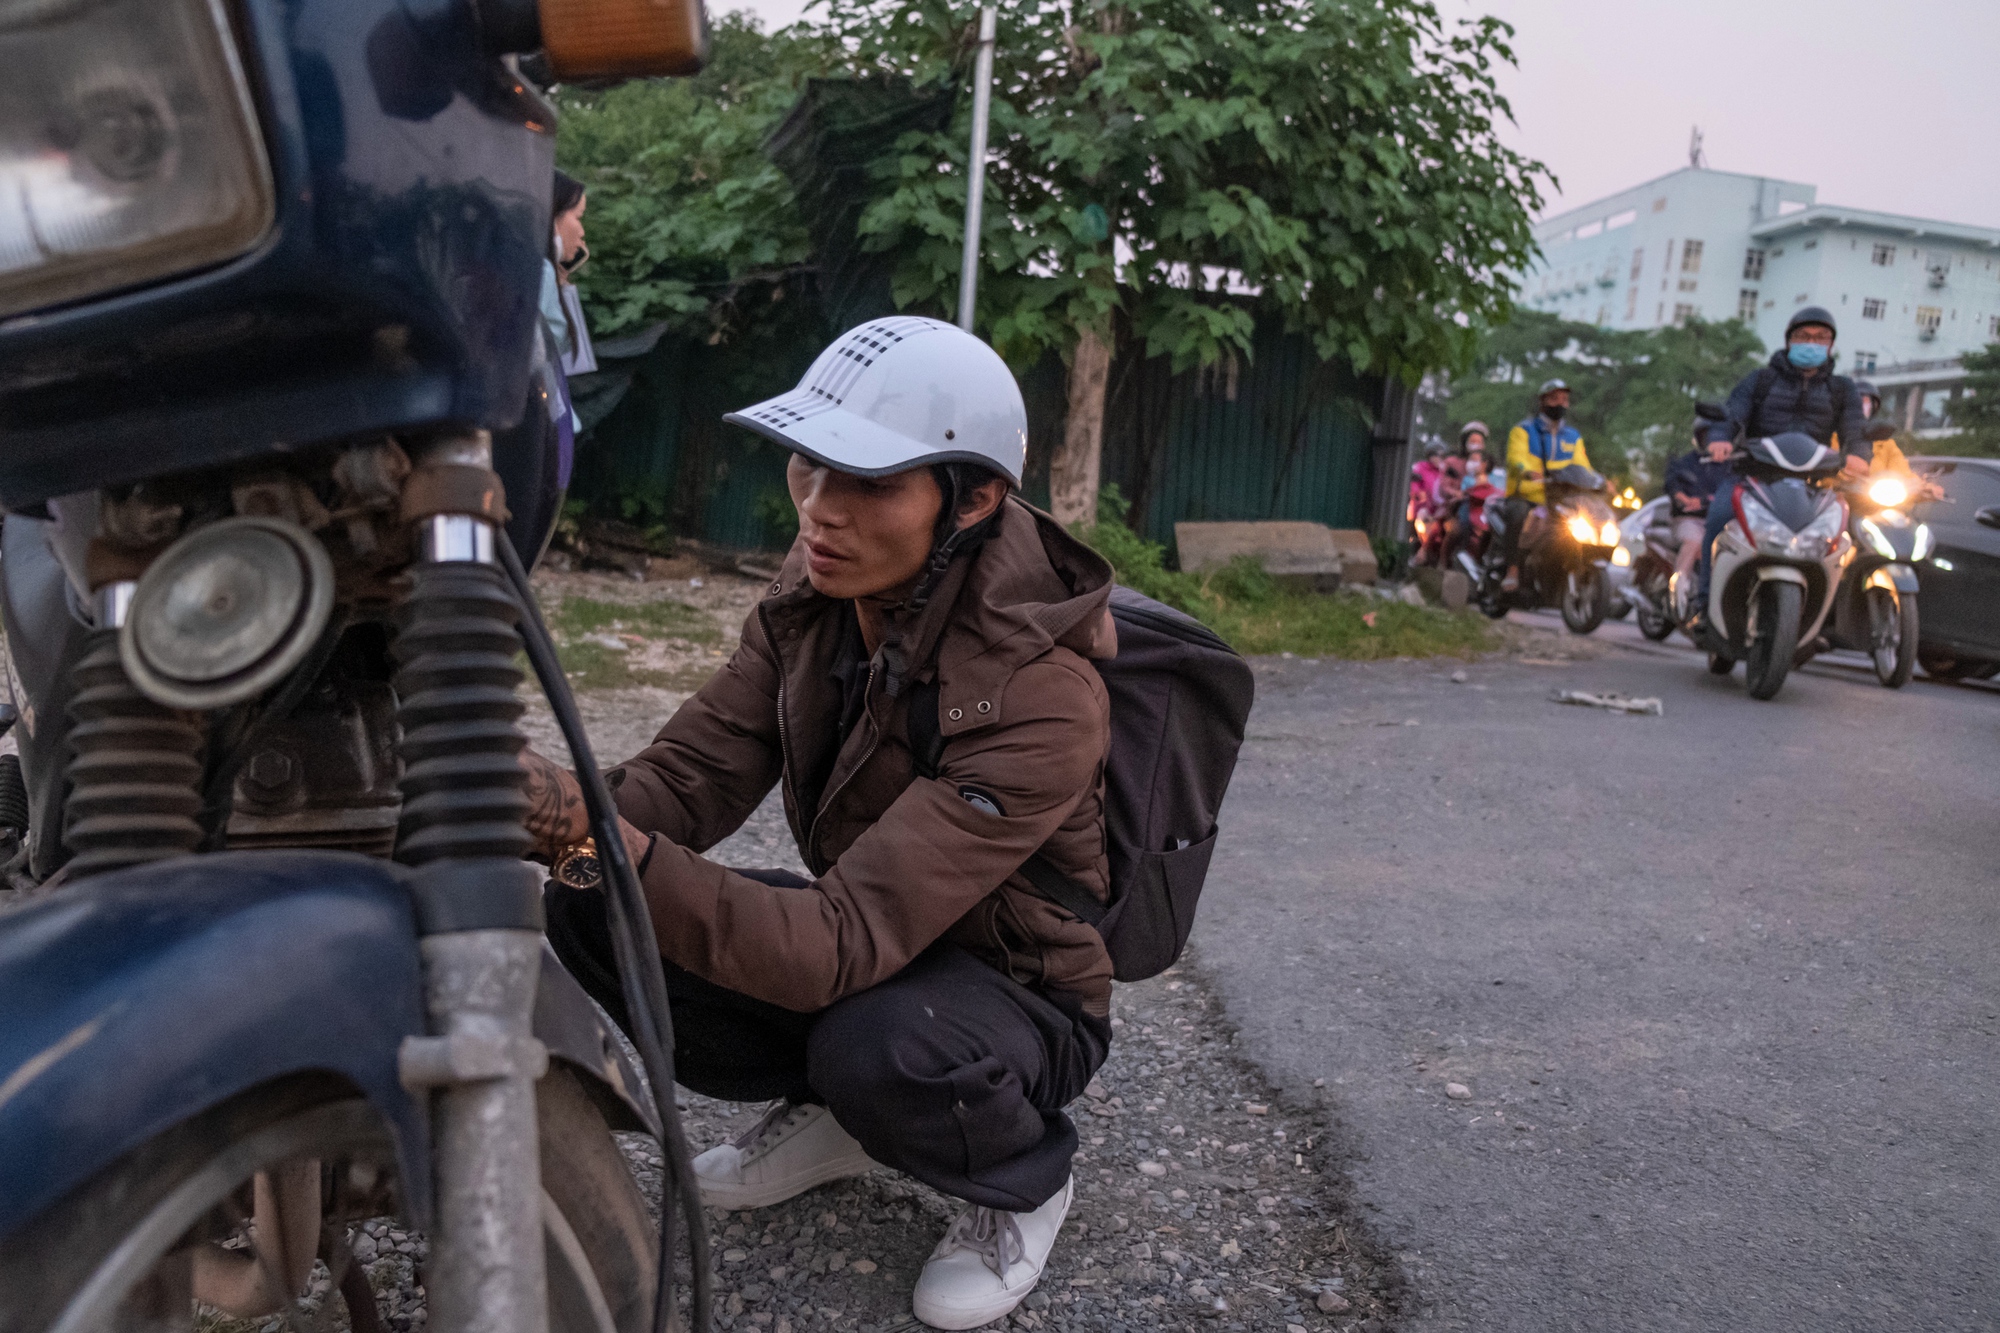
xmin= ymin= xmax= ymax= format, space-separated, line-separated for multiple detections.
xmin=1051 ymin=326 xmax=1111 ymax=528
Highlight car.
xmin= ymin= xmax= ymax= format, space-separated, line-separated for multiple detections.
xmin=1908 ymin=456 xmax=2000 ymax=680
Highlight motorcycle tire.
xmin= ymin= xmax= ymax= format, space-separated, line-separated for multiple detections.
xmin=1743 ymin=581 xmax=1803 ymax=701
xmin=1865 ymin=587 xmax=1917 ymax=690
xmin=1560 ymin=567 xmax=1609 ymax=635
xmin=1635 ymin=601 xmax=1674 ymax=642
xmin=1919 ymin=651 xmax=1991 ymax=682
xmin=0 ymin=1067 xmax=658 ymax=1333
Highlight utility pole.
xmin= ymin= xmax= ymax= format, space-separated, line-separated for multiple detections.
xmin=956 ymin=6 xmax=997 ymax=333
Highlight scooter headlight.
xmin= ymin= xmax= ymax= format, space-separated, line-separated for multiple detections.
xmin=1741 ymin=494 xmax=1843 ymax=560
xmin=1867 ymin=477 xmax=1909 ymax=508
xmin=1611 ymin=545 xmax=1631 ymax=567
xmin=1565 ymin=513 xmax=1598 ymax=544
xmin=0 ymin=0 xmax=273 ymax=319
xmin=1599 ymin=519 xmax=1621 ymax=546
xmin=1912 ymin=523 xmax=1933 ymax=562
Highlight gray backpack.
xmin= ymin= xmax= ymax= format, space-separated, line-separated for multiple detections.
xmin=910 ymin=586 xmax=1255 ymax=981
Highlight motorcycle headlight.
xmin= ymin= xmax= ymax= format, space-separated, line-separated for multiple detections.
xmin=1912 ymin=523 xmax=1933 ymax=562
xmin=0 ymin=0 xmax=273 ymax=319
xmin=1867 ymin=477 xmax=1908 ymax=508
xmin=1611 ymin=545 xmax=1631 ymax=567
xmin=1599 ymin=519 xmax=1621 ymax=546
xmin=1858 ymin=518 xmax=1897 ymax=560
xmin=1565 ymin=513 xmax=1598 ymax=544
xmin=1741 ymin=494 xmax=1844 ymax=559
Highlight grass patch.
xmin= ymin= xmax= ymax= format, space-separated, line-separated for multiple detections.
xmin=543 ymin=594 xmax=723 ymax=691
xmin=1077 ymin=490 xmax=1492 ymax=660
xmin=545 ymin=595 xmax=718 ymax=644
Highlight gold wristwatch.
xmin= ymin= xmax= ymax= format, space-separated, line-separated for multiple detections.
xmin=551 ymin=837 xmax=603 ymax=890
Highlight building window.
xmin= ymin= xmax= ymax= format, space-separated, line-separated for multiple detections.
xmin=1626 ymin=287 xmax=1639 ymax=321
xmin=1853 ymin=352 xmax=1878 ymax=372
xmin=1678 ymin=278 xmax=1699 ymax=292
xmin=1673 ymin=303 xmax=1697 ymax=325
xmin=1743 ymin=248 xmax=1766 ymax=280
xmin=1738 ymin=290 xmax=1758 ymax=321
xmin=1916 ymin=306 xmax=1942 ymax=337
xmin=1652 ymin=197 xmax=1667 ymax=212
xmin=1872 ymin=243 xmax=1896 ymax=266
xmin=1862 ymin=298 xmax=1886 ymax=319
xmin=1630 ymin=248 xmax=1644 ymax=280
xmin=1681 ymin=239 xmax=1704 ymax=273
xmin=1990 ymin=315 xmax=1999 ymax=339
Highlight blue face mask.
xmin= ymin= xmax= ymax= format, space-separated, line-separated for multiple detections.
xmin=1787 ymin=342 xmax=1830 ymax=369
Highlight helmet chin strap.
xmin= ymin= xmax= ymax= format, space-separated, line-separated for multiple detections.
xmin=883 ymin=496 xmax=1001 ymax=698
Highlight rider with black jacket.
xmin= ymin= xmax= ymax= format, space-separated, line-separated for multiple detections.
xmin=1694 ymin=306 xmax=1873 ymax=617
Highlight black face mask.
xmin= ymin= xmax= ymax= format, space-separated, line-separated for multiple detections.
xmin=1543 ymin=403 xmax=1567 ymax=422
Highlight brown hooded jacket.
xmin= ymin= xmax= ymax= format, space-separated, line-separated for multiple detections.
xmin=607 ymin=497 xmax=1117 ymax=1016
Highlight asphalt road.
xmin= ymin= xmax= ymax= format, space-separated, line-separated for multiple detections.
xmin=1194 ymin=610 xmax=2000 ymax=1332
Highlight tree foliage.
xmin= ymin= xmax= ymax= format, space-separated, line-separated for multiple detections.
xmin=813 ymin=0 xmax=1551 ymax=378
xmin=1949 ymin=341 xmax=2000 ymax=459
xmin=553 ymin=14 xmax=829 ymax=338
xmin=1434 ymin=309 xmax=1768 ymax=486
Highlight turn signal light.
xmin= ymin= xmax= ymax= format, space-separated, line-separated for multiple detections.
xmin=539 ymin=0 xmax=708 ymax=79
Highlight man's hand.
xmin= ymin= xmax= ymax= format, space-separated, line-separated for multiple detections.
xmin=1705 ymin=440 xmax=1735 ymax=463
xmin=521 ymin=748 xmax=591 ymax=862
xmin=1841 ymin=454 xmax=1870 ymax=480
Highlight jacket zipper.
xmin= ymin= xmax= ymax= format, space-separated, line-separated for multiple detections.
xmin=758 ymin=602 xmax=802 ymax=849
xmin=805 ymin=658 xmax=881 ymax=871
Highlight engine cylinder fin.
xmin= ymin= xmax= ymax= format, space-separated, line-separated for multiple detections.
xmin=391 ymin=562 xmax=531 ymax=867
xmin=62 ymin=630 xmax=205 ymax=876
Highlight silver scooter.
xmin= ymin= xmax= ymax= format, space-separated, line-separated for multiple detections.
xmin=1699 ymin=433 xmax=1853 ymax=700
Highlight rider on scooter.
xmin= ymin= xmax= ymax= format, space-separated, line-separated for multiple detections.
xmin=1438 ymin=423 xmax=1488 ymax=559
xmin=1853 ymin=378 xmax=1942 ymax=503
xmin=1661 ymin=417 xmax=1735 ymax=584
xmin=1693 ymin=307 xmax=1873 ymax=625
xmin=1497 ymin=380 xmax=1592 ymax=591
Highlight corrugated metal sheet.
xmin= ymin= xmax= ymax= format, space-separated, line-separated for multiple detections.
xmin=1095 ymin=325 xmax=1377 ymax=551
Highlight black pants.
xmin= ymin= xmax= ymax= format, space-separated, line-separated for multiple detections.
xmin=1493 ymin=496 xmax=1533 ymax=569
xmin=545 ymin=871 xmax=1110 ymax=1212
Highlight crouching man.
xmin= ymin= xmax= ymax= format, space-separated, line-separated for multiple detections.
xmin=522 ymin=317 xmax=1117 ymax=1330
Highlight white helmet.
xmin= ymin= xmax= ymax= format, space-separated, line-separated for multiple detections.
xmin=723 ymin=316 xmax=1027 ymax=487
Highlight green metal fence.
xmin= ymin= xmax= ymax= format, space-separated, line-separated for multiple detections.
xmin=572 ymin=306 xmax=1382 ymax=556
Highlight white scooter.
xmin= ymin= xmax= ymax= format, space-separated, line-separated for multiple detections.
xmin=1698 ymin=432 xmax=1853 ymax=700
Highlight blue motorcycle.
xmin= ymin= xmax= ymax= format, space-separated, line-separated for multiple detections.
xmin=0 ymin=2 xmax=708 ymax=1330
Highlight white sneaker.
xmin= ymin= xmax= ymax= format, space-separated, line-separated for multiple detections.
xmin=911 ymin=1176 xmax=1073 ymax=1330
xmin=691 ymin=1102 xmax=876 ymax=1209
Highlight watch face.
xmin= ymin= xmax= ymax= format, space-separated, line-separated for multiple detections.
xmin=555 ymin=850 xmax=602 ymax=890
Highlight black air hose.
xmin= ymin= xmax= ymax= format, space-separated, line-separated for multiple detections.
xmin=496 ymin=536 xmax=710 ymax=1333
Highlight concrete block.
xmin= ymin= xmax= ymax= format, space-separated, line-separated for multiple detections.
xmin=1174 ymin=522 xmax=1343 ymax=593
xmin=1410 ymin=566 xmax=1471 ymax=610
xmin=1326 ymin=529 xmax=1379 ymax=585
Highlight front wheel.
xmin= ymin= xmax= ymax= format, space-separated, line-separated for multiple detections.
xmin=1743 ymin=580 xmax=1803 ymax=700
xmin=1561 ymin=565 xmax=1609 ymax=634
xmin=1635 ymin=596 xmax=1674 ymax=641
xmin=0 ymin=1068 xmax=659 ymax=1333
xmin=1866 ymin=586 xmax=1918 ymax=689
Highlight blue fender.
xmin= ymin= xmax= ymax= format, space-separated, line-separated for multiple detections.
xmin=0 ymin=852 xmax=654 ymax=1242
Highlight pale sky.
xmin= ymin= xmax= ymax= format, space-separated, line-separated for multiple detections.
xmin=731 ymin=0 xmax=2000 ymax=229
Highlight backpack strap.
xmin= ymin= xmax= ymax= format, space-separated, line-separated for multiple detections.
xmin=906 ymin=676 xmax=1107 ymax=928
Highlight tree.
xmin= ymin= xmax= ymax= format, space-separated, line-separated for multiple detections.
xmin=554 ymin=14 xmax=829 ymax=339
xmin=1950 ymin=342 xmax=2000 ymax=459
xmin=1435 ymin=310 xmax=1767 ymax=486
xmin=811 ymin=0 xmax=1552 ymax=522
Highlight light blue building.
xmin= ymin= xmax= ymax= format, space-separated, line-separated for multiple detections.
xmin=1522 ymin=167 xmax=2000 ymax=437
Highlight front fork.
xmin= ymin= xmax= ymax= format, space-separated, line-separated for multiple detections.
xmin=393 ymin=429 xmax=550 ymax=1333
